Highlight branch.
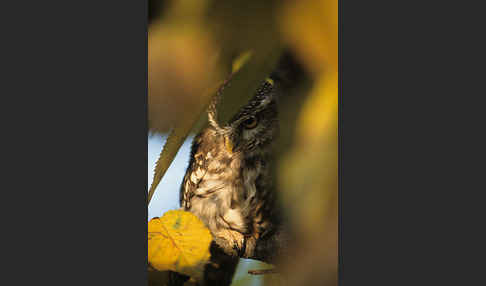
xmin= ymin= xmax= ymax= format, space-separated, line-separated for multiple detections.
xmin=248 ymin=268 xmax=278 ymax=275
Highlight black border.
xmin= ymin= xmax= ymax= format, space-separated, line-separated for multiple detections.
xmin=339 ymin=0 xmax=484 ymax=284
xmin=4 ymin=0 xmax=148 ymax=284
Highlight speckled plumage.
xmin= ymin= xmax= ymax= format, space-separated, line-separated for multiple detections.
xmin=180 ymin=80 xmax=280 ymax=260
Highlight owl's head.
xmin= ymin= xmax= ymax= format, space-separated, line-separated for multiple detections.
xmin=209 ymin=79 xmax=279 ymax=155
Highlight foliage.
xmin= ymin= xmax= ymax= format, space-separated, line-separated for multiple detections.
xmin=148 ymin=210 xmax=212 ymax=283
xmin=148 ymin=0 xmax=338 ymax=285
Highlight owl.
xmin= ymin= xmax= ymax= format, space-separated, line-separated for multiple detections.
xmin=169 ymin=78 xmax=285 ymax=286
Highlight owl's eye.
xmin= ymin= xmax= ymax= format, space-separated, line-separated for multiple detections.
xmin=243 ymin=117 xmax=258 ymax=129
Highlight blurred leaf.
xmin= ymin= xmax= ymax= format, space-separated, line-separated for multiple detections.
xmin=148 ymin=23 xmax=220 ymax=134
xmin=277 ymin=0 xmax=338 ymax=238
xmin=148 ymin=0 xmax=221 ymax=134
xmin=280 ymin=72 xmax=337 ymax=232
xmin=206 ymin=1 xmax=280 ymax=64
xmin=217 ymin=48 xmax=282 ymax=125
xmin=280 ymin=0 xmax=338 ymax=74
xmin=148 ymin=210 xmax=213 ymax=281
xmin=274 ymin=72 xmax=338 ymax=286
xmin=273 ymin=1 xmax=338 ymax=285
xmin=298 ymin=72 xmax=338 ymax=146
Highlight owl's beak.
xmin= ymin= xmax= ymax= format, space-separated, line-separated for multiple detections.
xmin=224 ymin=135 xmax=234 ymax=154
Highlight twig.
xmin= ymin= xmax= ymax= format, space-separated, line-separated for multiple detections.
xmin=248 ymin=269 xmax=278 ymax=275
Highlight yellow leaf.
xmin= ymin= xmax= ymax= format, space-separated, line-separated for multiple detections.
xmin=297 ymin=71 xmax=338 ymax=144
xmin=148 ymin=210 xmax=212 ymax=281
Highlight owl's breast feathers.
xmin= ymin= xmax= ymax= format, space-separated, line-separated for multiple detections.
xmin=180 ymin=128 xmax=277 ymax=258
